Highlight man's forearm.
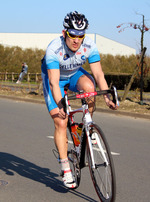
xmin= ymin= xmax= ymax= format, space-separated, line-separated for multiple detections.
xmin=51 ymin=85 xmax=63 ymax=109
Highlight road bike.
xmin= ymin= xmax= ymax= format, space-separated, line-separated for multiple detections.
xmin=53 ymin=86 xmax=119 ymax=202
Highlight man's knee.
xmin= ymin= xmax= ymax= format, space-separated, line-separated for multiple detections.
xmin=77 ymin=75 xmax=95 ymax=92
xmin=81 ymin=81 xmax=95 ymax=93
xmin=54 ymin=118 xmax=68 ymax=130
xmin=86 ymin=82 xmax=95 ymax=92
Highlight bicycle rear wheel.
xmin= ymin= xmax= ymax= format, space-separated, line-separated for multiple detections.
xmin=87 ymin=123 xmax=116 ymax=202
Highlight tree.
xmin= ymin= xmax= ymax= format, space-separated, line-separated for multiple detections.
xmin=117 ymin=14 xmax=149 ymax=104
xmin=116 ymin=14 xmax=150 ymax=53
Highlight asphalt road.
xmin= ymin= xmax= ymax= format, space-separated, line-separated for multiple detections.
xmin=0 ymin=98 xmax=150 ymax=202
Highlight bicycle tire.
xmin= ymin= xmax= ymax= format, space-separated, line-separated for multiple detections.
xmin=87 ymin=123 xmax=116 ymax=202
xmin=67 ymin=125 xmax=81 ymax=188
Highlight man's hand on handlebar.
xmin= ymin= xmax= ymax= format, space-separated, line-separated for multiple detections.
xmin=104 ymin=95 xmax=118 ymax=110
xmin=58 ymin=100 xmax=67 ymax=119
xmin=58 ymin=107 xmax=67 ymax=119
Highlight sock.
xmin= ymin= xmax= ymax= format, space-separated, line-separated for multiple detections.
xmin=60 ymin=158 xmax=70 ymax=171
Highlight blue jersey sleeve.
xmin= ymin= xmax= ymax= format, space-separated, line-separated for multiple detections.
xmin=82 ymin=36 xmax=100 ymax=64
xmin=88 ymin=53 xmax=100 ymax=63
xmin=47 ymin=61 xmax=59 ymax=69
xmin=88 ymin=43 xmax=100 ymax=64
xmin=46 ymin=53 xmax=59 ymax=69
xmin=45 ymin=40 xmax=60 ymax=70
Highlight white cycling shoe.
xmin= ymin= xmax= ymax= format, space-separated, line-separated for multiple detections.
xmin=61 ymin=169 xmax=77 ymax=189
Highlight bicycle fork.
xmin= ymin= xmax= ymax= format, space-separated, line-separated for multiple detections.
xmin=86 ymin=125 xmax=109 ymax=169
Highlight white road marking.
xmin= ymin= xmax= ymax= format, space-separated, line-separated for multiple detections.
xmin=47 ymin=135 xmax=120 ymax=156
xmin=47 ymin=136 xmax=54 ymax=139
xmin=111 ymin=152 xmax=120 ymax=156
xmin=47 ymin=135 xmax=73 ymax=144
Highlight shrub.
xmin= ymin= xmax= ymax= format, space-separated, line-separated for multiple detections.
xmin=0 ymin=44 xmax=149 ymax=81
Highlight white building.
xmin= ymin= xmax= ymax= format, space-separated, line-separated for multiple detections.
xmin=0 ymin=33 xmax=136 ymax=56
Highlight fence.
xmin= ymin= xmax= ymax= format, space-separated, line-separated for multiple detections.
xmin=0 ymin=72 xmax=41 ymax=83
xmin=1 ymin=72 xmax=150 ymax=91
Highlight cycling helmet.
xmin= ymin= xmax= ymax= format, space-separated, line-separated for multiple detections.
xmin=63 ymin=11 xmax=89 ymax=35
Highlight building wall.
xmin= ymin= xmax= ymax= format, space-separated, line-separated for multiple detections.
xmin=95 ymin=34 xmax=136 ymax=56
xmin=0 ymin=33 xmax=136 ymax=56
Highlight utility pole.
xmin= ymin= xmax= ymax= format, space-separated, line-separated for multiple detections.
xmin=117 ymin=14 xmax=149 ymax=104
xmin=139 ymin=15 xmax=146 ymax=104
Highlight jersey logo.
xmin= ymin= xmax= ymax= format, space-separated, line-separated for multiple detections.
xmin=63 ymin=54 xmax=70 ymax=60
xmin=83 ymin=48 xmax=87 ymax=52
xmin=81 ymin=55 xmax=86 ymax=61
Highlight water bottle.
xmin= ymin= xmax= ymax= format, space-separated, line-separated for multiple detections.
xmin=77 ymin=123 xmax=83 ymax=137
xmin=71 ymin=123 xmax=80 ymax=146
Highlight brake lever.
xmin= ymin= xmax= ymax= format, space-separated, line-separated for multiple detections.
xmin=111 ymin=86 xmax=119 ymax=106
xmin=61 ymin=96 xmax=67 ymax=113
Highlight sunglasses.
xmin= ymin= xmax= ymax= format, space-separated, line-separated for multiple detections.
xmin=66 ymin=31 xmax=85 ymax=40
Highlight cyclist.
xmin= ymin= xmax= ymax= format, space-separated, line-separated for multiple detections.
xmin=41 ymin=11 xmax=117 ymax=189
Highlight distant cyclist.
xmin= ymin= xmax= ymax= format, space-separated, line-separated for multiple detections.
xmin=16 ymin=62 xmax=28 ymax=84
xmin=41 ymin=11 xmax=117 ymax=189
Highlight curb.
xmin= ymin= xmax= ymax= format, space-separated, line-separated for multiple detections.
xmin=95 ymin=107 xmax=150 ymax=120
xmin=0 ymin=94 xmax=150 ymax=120
xmin=0 ymin=94 xmax=45 ymax=104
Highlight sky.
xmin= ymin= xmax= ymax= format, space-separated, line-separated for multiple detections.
xmin=1 ymin=0 xmax=150 ymax=55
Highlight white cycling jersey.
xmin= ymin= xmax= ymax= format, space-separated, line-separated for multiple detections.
xmin=41 ymin=35 xmax=100 ymax=80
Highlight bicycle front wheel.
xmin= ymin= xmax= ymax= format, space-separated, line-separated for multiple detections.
xmin=87 ymin=123 xmax=116 ymax=202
